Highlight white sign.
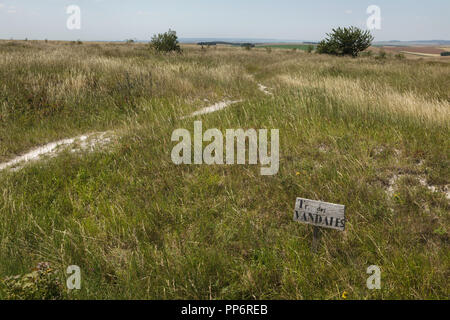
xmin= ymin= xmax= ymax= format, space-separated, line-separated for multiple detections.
xmin=294 ymin=198 xmax=346 ymax=231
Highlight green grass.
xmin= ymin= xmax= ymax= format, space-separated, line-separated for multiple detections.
xmin=0 ymin=41 xmax=449 ymax=299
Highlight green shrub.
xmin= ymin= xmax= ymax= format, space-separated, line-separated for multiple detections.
xmin=150 ymin=29 xmax=181 ymax=53
xmin=316 ymin=26 xmax=373 ymax=57
xmin=316 ymin=39 xmax=339 ymax=55
xmin=306 ymin=45 xmax=314 ymax=53
xmin=375 ymin=49 xmax=387 ymax=60
xmin=241 ymin=43 xmax=255 ymax=50
xmin=1 ymin=262 xmax=65 ymax=300
xmin=395 ymin=53 xmax=405 ymax=60
xmin=360 ymin=50 xmax=373 ymax=57
xmin=441 ymin=51 xmax=450 ymax=56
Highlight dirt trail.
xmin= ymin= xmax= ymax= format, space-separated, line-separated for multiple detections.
xmin=0 ymin=83 xmax=269 ymax=172
xmin=258 ymin=83 xmax=273 ymax=95
xmin=0 ymin=132 xmax=114 ymax=172
xmin=387 ymin=174 xmax=450 ymax=200
xmin=182 ymin=100 xmax=242 ymax=119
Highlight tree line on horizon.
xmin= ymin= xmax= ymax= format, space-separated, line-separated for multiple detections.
xmin=149 ymin=26 xmax=374 ymax=57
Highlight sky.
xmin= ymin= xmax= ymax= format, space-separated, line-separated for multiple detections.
xmin=0 ymin=0 xmax=449 ymax=41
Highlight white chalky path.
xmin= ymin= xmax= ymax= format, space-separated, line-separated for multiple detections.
xmin=0 ymin=132 xmax=113 ymax=172
xmin=0 ymin=82 xmax=274 ymax=172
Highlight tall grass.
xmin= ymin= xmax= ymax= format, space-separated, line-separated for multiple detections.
xmin=0 ymin=41 xmax=448 ymax=299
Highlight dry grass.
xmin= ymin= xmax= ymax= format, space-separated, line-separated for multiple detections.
xmin=0 ymin=41 xmax=448 ymax=300
xmin=278 ymin=74 xmax=449 ymax=123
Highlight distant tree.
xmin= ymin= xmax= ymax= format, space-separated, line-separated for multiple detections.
xmin=316 ymin=26 xmax=374 ymax=57
xmin=241 ymin=43 xmax=255 ymax=50
xmin=441 ymin=51 xmax=450 ymax=56
xmin=150 ymin=29 xmax=181 ymax=53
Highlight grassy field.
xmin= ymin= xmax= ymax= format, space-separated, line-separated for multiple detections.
xmin=257 ymin=44 xmax=315 ymax=50
xmin=0 ymin=40 xmax=449 ymax=299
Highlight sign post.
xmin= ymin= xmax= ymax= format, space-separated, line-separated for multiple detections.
xmin=312 ymin=226 xmax=321 ymax=253
xmin=294 ymin=198 xmax=346 ymax=252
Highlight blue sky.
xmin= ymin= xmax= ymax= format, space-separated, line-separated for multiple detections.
xmin=0 ymin=0 xmax=449 ymax=41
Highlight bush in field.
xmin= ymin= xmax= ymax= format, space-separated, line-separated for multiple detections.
xmin=150 ymin=29 xmax=181 ymax=53
xmin=316 ymin=40 xmax=339 ymax=55
xmin=441 ymin=51 xmax=450 ymax=56
xmin=241 ymin=43 xmax=255 ymax=50
xmin=1 ymin=262 xmax=64 ymax=300
xmin=316 ymin=26 xmax=374 ymax=57
xmin=375 ymin=49 xmax=387 ymax=60
xmin=306 ymin=45 xmax=314 ymax=53
xmin=361 ymin=50 xmax=373 ymax=57
xmin=395 ymin=53 xmax=406 ymax=60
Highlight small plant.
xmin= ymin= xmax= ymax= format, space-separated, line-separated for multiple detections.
xmin=150 ymin=29 xmax=181 ymax=53
xmin=361 ymin=50 xmax=373 ymax=57
xmin=306 ymin=45 xmax=314 ymax=53
xmin=375 ymin=49 xmax=387 ymax=60
xmin=433 ymin=226 xmax=447 ymax=236
xmin=241 ymin=43 xmax=254 ymax=50
xmin=1 ymin=262 xmax=65 ymax=300
xmin=395 ymin=53 xmax=405 ymax=60
xmin=265 ymin=47 xmax=272 ymax=54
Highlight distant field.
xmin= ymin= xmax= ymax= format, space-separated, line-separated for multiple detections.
xmin=257 ymin=44 xmax=315 ymax=50
xmin=368 ymin=45 xmax=450 ymax=60
xmin=400 ymin=51 xmax=441 ymax=57
xmin=0 ymin=41 xmax=448 ymax=300
xmin=383 ymin=46 xmax=444 ymax=54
